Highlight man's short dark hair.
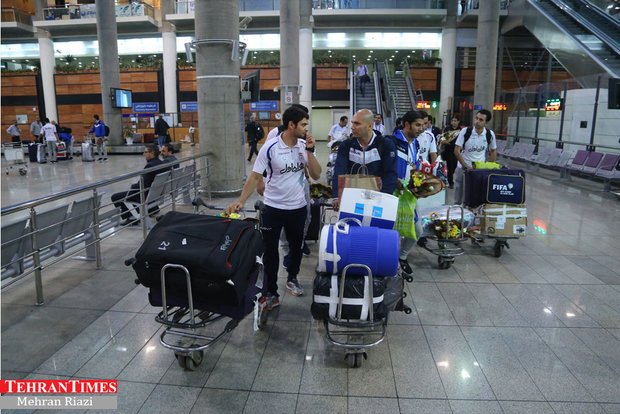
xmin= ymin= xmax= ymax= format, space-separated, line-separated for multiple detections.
xmin=478 ymin=109 xmax=492 ymax=123
xmin=163 ymin=143 xmax=174 ymax=154
xmin=93 ymin=114 xmax=100 ymax=120
xmin=145 ymin=144 xmax=160 ymax=157
xmin=401 ymin=110 xmax=424 ymax=124
xmin=291 ymin=103 xmax=309 ymax=113
xmin=340 ymin=115 xmax=348 ymax=122
xmin=418 ymin=110 xmax=428 ymax=119
xmin=44 ymin=118 xmax=50 ymax=123
xmin=282 ymin=106 xmax=309 ymax=129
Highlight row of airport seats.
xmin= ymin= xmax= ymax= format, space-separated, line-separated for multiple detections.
xmin=496 ymin=140 xmax=620 ymax=191
xmin=1 ymin=163 xmax=198 ymax=283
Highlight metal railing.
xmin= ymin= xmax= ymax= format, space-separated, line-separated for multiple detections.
xmin=1 ymin=153 xmax=210 ymax=305
xmin=40 ymin=3 xmax=155 ymax=21
xmin=1 ymin=7 xmax=33 ymax=25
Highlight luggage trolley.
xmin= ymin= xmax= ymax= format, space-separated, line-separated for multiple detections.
xmin=3 ymin=143 xmax=28 ymax=176
xmin=323 ymin=263 xmax=387 ymax=368
xmin=126 ymin=199 xmax=267 ymax=371
xmin=417 ymin=205 xmax=468 ymax=269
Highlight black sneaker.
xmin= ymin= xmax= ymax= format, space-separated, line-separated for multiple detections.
xmin=97 ymin=158 xmax=102 ymax=161
xmin=302 ymin=242 xmax=311 ymax=256
xmin=399 ymin=259 xmax=413 ymax=276
xmin=103 ymin=157 xmax=108 ymax=161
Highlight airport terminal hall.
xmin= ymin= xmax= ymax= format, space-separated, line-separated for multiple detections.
xmin=2 ymin=0 xmax=620 ymax=413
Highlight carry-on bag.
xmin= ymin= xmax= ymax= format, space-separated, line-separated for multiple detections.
xmin=464 ymin=168 xmax=525 ymax=208
xmin=311 ymin=272 xmax=388 ymax=321
xmin=37 ymin=143 xmax=47 ymax=163
xmin=28 ymin=143 xmax=38 ymax=162
xmin=132 ymin=211 xmax=263 ymax=306
xmin=81 ymin=142 xmax=95 ymax=161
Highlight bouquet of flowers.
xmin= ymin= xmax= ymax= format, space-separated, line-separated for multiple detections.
xmin=406 ymin=169 xmax=445 ymax=198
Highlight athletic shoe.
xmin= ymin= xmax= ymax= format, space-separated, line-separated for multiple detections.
xmin=399 ymin=259 xmax=413 ymax=276
xmin=286 ymin=279 xmax=304 ymax=296
xmin=97 ymin=158 xmax=102 ymax=161
xmin=282 ymin=254 xmax=290 ymax=269
xmin=103 ymin=157 xmax=108 ymax=161
xmin=266 ymin=294 xmax=280 ymax=310
xmin=302 ymin=242 xmax=311 ymax=256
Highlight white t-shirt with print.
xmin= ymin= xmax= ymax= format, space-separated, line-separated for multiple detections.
xmin=454 ymin=127 xmax=497 ymax=167
xmin=253 ymin=135 xmax=310 ymax=210
xmin=41 ymin=123 xmax=57 ymax=142
xmin=417 ymin=130 xmax=437 ymax=163
xmin=266 ymin=127 xmax=280 ymax=141
xmin=373 ymin=123 xmax=385 ymax=135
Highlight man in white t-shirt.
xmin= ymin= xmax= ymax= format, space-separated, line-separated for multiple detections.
xmin=373 ymin=113 xmax=385 ymax=135
xmin=226 ymin=106 xmax=321 ymax=309
xmin=416 ymin=128 xmax=438 ymax=165
xmin=453 ymin=109 xmax=497 ymax=205
xmin=40 ymin=118 xmax=59 ymax=163
xmin=327 ymin=115 xmax=350 ymax=144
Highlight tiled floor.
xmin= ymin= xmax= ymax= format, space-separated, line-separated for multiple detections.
xmin=1 ymin=143 xmax=620 ymax=413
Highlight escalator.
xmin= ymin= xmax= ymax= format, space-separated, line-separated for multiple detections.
xmin=503 ymin=0 xmax=620 ymax=87
xmin=351 ymin=69 xmax=379 ymax=115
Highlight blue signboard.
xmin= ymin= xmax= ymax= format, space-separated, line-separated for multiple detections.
xmin=250 ymin=101 xmax=279 ymax=111
xmin=473 ymin=105 xmax=483 ymax=110
xmin=133 ymin=102 xmax=159 ymax=113
xmin=180 ymin=101 xmax=198 ymax=112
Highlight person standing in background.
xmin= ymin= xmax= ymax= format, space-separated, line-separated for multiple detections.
xmin=440 ymin=115 xmax=462 ymax=188
xmin=41 ymin=118 xmax=59 ymax=163
xmin=373 ymin=113 xmax=385 ymax=135
xmin=245 ymin=114 xmax=264 ymax=162
xmin=6 ymin=120 xmax=21 ymax=144
xmin=154 ymin=114 xmax=170 ymax=149
xmin=355 ymin=60 xmax=370 ymax=97
xmin=89 ymin=114 xmax=107 ymax=162
xmin=30 ymin=116 xmax=42 ymax=143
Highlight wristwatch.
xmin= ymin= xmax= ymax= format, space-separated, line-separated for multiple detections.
xmin=306 ymin=146 xmax=315 ymax=153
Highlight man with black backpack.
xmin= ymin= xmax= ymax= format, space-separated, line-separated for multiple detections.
xmin=453 ymin=109 xmax=497 ymax=205
xmin=89 ymin=114 xmax=108 ymax=162
xmin=245 ymin=114 xmax=264 ymax=162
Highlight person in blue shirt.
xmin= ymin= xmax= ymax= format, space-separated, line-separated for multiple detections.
xmin=88 ymin=114 xmax=107 ymax=161
xmin=389 ymin=110 xmax=426 ymax=277
xmin=331 ymin=108 xmax=398 ymax=210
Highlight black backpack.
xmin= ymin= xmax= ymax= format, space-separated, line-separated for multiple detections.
xmin=256 ymin=124 xmax=264 ymax=140
xmin=104 ymin=125 xmax=110 ymax=137
xmin=463 ymin=126 xmax=492 ymax=146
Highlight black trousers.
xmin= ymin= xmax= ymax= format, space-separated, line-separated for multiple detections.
xmin=111 ymin=190 xmax=141 ymax=220
xmin=442 ymin=151 xmax=458 ymax=186
xmin=248 ymin=140 xmax=258 ymax=161
xmin=261 ymin=205 xmax=307 ymax=296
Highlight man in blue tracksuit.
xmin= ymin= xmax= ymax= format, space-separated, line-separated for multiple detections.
xmin=331 ymin=108 xmax=398 ymax=210
xmin=88 ymin=114 xmax=107 ymax=161
xmin=387 ymin=110 xmax=426 ymax=276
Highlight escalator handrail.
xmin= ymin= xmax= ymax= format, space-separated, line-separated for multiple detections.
xmin=527 ymin=0 xmax=620 ymax=76
xmin=401 ymin=60 xmax=417 ymax=106
xmin=548 ymin=0 xmax=620 ymax=55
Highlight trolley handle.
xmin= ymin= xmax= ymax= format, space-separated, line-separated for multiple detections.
xmin=192 ymin=197 xmax=261 ymax=213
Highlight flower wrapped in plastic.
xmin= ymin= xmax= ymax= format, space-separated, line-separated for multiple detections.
xmin=406 ymin=169 xmax=445 ymax=198
xmin=310 ymin=182 xmax=333 ymax=200
xmin=429 ymin=212 xmax=464 ymax=240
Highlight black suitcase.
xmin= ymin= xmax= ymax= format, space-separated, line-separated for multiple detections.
xmin=28 ymin=143 xmax=38 ymax=162
xmin=464 ymin=168 xmax=525 ymax=208
xmin=147 ymin=263 xmax=262 ymax=319
xmin=311 ymin=272 xmax=388 ymax=321
xmin=132 ymin=211 xmax=263 ymax=306
xmin=305 ymin=200 xmax=321 ymax=241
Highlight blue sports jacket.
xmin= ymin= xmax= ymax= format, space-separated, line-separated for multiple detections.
xmin=332 ymin=135 xmax=398 ymax=198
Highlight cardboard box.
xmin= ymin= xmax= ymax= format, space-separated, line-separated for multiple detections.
xmin=481 ymin=203 xmax=527 ymax=237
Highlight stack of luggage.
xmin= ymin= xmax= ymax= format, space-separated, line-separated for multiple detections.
xmin=464 ymin=167 xmax=527 ymax=237
xmin=130 ymin=211 xmax=264 ymax=319
xmin=311 ymin=188 xmax=406 ymax=321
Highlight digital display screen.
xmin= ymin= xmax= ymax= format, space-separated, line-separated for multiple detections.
xmin=111 ymin=88 xmax=132 ymax=108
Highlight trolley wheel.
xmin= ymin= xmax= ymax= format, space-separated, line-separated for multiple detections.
xmin=438 ymin=256 xmax=452 ymax=269
xmin=402 ymin=305 xmax=413 ymax=315
xmin=402 ymin=291 xmax=407 ymax=298
xmin=493 ymin=241 xmax=503 ymax=257
xmin=404 ymin=274 xmax=414 ymax=283
xmin=19 ymin=168 xmax=27 ymax=176
xmin=175 ymin=350 xmax=203 ymax=371
xmin=345 ymin=352 xmax=366 ymax=368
